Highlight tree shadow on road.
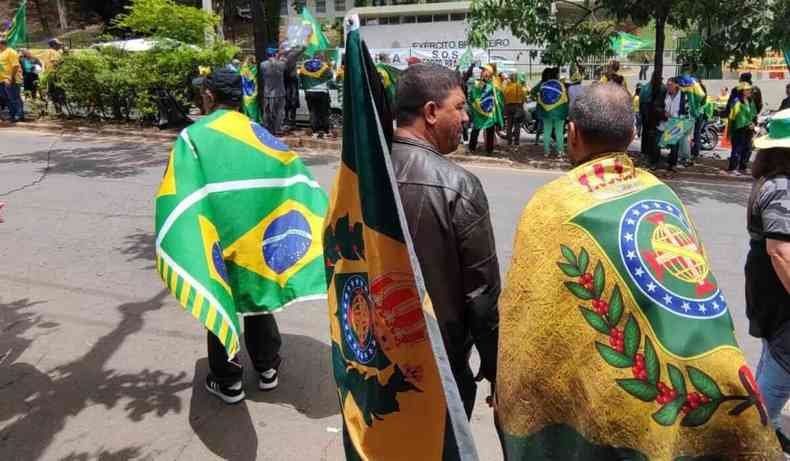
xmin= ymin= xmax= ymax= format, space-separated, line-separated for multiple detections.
xmin=0 ymin=141 xmax=167 ymax=179
xmin=187 ymin=333 xmax=337 ymax=460
xmin=666 ymin=180 xmax=752 ymax=207
xmin=118 ymin=230 xmax=156 ymax=270
xmin=0 ymin=290 xmax=192 ymax=460
xmin=58 ymin=447 xmax=144 ymax=461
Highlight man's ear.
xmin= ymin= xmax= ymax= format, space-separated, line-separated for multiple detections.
xmin=424 ymin=101 xmax=438 ymax=126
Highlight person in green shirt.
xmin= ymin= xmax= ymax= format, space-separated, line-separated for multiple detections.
xmin=531 ymin=67 xmax=569 ymax=157
xmin=728 ymin=82 xmax=758 ymax=175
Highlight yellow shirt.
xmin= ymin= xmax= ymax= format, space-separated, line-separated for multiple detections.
xmin=40 ymin=48 xmax=63 ymax=71
xmin=504 ymin=82 xmax=525 ymax=104
xmin=0 ymin=47 xmax=21 ymax=83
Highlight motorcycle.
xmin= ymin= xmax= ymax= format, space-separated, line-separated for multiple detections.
xmin=699 ymin=117 xmax=725 ymax=152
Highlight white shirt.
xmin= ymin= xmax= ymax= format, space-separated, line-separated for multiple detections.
xmin=659 ymin=90 xmax=682 ymax=131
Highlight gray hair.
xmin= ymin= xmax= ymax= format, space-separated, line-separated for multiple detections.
xmin=569 ymin=83 xmax=634 ymax=149
xmin=395 ymin=63 xmax=462 ymax=126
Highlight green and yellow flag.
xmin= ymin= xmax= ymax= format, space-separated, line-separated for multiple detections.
xmin=301 ymin=7 xmax=329 ymax=58
xmin=325 ymin=20 xmax=477 ymax=461
xmin=469 ymin=80 xmax=504 ymax=130
xmin=5 ymin=0 xmax=27 ymax=49
xmin=497 ymin=154 xmax=781 ymax=460
xmin=240 ymin=63 xmax=261 ymax=123
xmin=154 ymin=110 xmax=328 ymax=358
xmin=298 ymin=58 xmax=333 ymax=90
xmin=375 ymin=63 xmax=401 ymax=110
xmin=659 ymin=116 xmax=695 ymax=147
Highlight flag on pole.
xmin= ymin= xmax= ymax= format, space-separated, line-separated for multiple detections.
xmin=610 ymin=32 xmax=652 ymax=58
xmin=5 ymin=0 xmax=27 ymax=49
xmin=154 ymin=109 xmax=328 ymax=358
xmin=301 ymin=7 xmax=330 ymax=57
xmin=240 ymin=63 xmax=261 ymax=123
xmin=457 ymin=47 xmax=473 ymax=70
xmin=324 ymin=15 xmax=478 ymax=461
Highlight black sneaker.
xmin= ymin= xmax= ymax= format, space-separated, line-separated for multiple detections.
xmin=777 ymin=429 xmax=790 ymax=455
xmin=259 ymin=367 xmax=279 ymax=391
xmin=205 ymin=376 xmax=245 ymax=404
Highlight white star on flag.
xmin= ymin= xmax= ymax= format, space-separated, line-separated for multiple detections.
xmin=713 ymin=302 xmax=720 ymax=310
xmin=625 ymin=233 xmax=633 ymax=241
xmin=627 ymin=219 xmax=636 ymax=225
xmin=632 ymin=210 xmax=641 ymax=216
xmin=682 ymin=302 xmax=691 ymax=312
xmin=663 ymin=295 xmax=673 ymax=305
xmin=653 ymin=202 xmax=662 ymax=208
xmin=641 ymin=204 xmax=650 ymax=209
xmin=635 ymin=267 xmax=645 ymax=277
xmin=698 ymin=304 xmax=707 ymax=313
xmin=647 ymin=282 xmax=657 ymax=292
xmin=627 ymin=251 xmax=636 ymax=260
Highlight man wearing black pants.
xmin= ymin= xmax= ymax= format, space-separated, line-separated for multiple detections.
xmin=306 ymin=90 xmax=331 ymax=137
xmin=206 ymin=314 xmax=282 ymax=403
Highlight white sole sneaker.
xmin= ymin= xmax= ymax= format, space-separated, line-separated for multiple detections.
xmin=259 ymin=369 xmax=279 ymax=391
xmin=205 ymin=378 xmax=246 ymax=404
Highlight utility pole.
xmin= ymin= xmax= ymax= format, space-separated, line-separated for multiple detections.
xmin=251 ymin=0 xmax=269 ymax=114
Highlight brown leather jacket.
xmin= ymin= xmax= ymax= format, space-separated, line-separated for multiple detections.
xmin=390 ymin=136 xmax=500 ymax=411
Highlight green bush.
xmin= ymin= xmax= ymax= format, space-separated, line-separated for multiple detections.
xmin=113 ymin=0 xmax=220 ymax=46
xmin=46 ymin=41 xmax=239 ymax=123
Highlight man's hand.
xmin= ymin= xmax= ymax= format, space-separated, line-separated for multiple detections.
xmin=0 ymin=202 xmax=5 ymax=223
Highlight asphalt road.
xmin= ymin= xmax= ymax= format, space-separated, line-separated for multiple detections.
xmin=0 ymin=128 xmax=781 ymax=460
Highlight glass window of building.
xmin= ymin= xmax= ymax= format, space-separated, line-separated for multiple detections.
xmin=450 ymin=13 xmax=466 ymax=21
xmin=417 ymin=15 xmax=432 ymax=23
xmin=402 ymin=15 xmax=416 ymax=23
xmin=315 ymin=0 xmax=326 ymax=13
xmin=433 ymin=14 xmax=449 ymax=22
xmin=280 ymin=0 xmax=288 ymax=15
xmin=334 ymin=0 xmax=345 ymax=11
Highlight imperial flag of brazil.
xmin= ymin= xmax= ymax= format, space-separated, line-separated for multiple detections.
xmin=154 ymin=110 xmax=328 ymax=358
xmin=324 ymin=18 xmax=477 ymax=461
xmin=497 ymin=154 xmax=781 ymax=460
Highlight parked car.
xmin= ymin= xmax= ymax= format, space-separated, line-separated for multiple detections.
xmin=294 ymin=88 xmax=344 ymax=129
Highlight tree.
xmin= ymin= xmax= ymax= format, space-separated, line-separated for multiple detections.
xmin=468 ymin=0 xmax=775 ymax=79
xmin=55 ymin=0 xmax=69 ymax=31
xmin=32 ymin=0 xmax=52 ymax=36
xmin=112 ymin=0 xmax=220 ymax=45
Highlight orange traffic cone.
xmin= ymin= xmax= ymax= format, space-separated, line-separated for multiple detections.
xmin=720 ymin=123 xmax=731 ymax=149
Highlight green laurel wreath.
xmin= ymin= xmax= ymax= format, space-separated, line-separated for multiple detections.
xmin=557 ymin=245 xmax=766 ymax=427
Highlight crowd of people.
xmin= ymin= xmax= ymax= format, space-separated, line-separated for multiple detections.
xmin=455 ymin=58 xmax=788 ymax=180
xmin=0 ymin=37 xmax=64 ymax=122
xmin=180 ymin=55 xmax=790 ymax=458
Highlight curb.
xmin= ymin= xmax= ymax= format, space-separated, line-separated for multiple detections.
xmin=2 ymin=121 xmax=751 ymax=184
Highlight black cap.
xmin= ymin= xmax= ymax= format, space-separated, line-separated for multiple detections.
xmin=206 ymin=68 xmax=242 ymax=103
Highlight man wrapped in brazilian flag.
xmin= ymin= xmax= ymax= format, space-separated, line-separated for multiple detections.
xmin=154 ymin=69 xmax=328 ymax=404
xmin=531 ymin=66 xmax=569 ymax=157
xmin=324 ymin=15 xmax=478 ymax=460
xmin=468 ymin=64 xmax=504 ymax=154
xmin=677 ymin=69 xmax=708 ymax=160
xmin=497 ymin=83 xmax=782 ymax=460
xmin=299 ymin=55 xmax=335 ymax=137
xmin=240 ymin=59 xmax=261 ymax=123
xmin=375 ymin=54 xmax=402 ymax=112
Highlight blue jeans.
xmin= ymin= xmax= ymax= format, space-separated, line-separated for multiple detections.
xmin=0 ymin=83 xmax=23 ymax=120
xmin=756 ymin=339 xmax=790 ymax=435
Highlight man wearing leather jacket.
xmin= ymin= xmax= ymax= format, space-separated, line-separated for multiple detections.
xmin=390 ymin=64 xmax=500 ymax=418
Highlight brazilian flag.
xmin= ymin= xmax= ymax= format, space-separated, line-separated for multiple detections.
xmin=376 ymin=63 xmax=401 ymax=110
xmin=154 ymin=110 xmax=328 ymax=357
xmin=5 ymin=0 xmax=27 ymax=49
xmin=469 ymin=80 xmax=504 ymax=130
xmin=677 ymin=75 xmax=707 ymax=119
xmin=302 ymin=7 xmax=330 ymax=58
xmin=659 ymin=116 xmax=695 ymax=147
xmin=298 ymin=58 xmax=333 ymax=90
xmin=324 ymin=19 xmax=477 ymax=461
xmin=240 ymin=63 xmax=261 ymax=123
xmin=497 ymin=154 xmax=781 ymax=459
